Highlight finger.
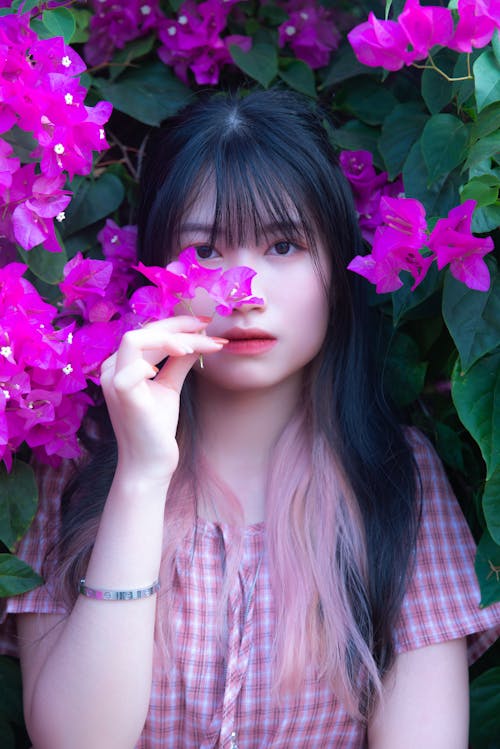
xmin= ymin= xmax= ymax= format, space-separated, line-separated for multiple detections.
xmin=113 ymin=359 xmax=159 ymax=392
xmin=155 ymin=343 xmax=223 ymax=393
xmin=116 ymin=318 xmax=210 ymax=369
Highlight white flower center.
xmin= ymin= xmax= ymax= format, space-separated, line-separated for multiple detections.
xmin=2 ymin=389 xmax=9 ymax=399
xmin=300 ymin=12 xmax=308 ymax=20
xmin=1 ymin=346 xmax=12 ymax=357
xmin=167 ymin=26 xmax=176 ymax=35
xmin=111 ymin=234 xmax=119 ymax=243
xmin=61 ymin=55 xmax=72 ymax=68
xmin=140 ymin=4 xmax=151 ymax=14
xmin=67 ymin=332 xmax=73 ymax=344
xmin=65 ymin=93 xmax=73 ymax=105
xmin=99 ymin=128 xmax=105 ymax=140
xmin=178 ymin=14 xmax=188 ymax=24
xmin=285 ymin=25 xmax=296 ymax=36
xmin=62 ymin=364 xmax=73 ymax=375
xmin=54 ymin=143 xmax=65 ymax=155
xmin=56 ymin=211 xmax=66 ymax=222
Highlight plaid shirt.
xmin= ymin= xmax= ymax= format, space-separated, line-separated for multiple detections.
xmin=2 ymin=429 xmax=500 ymax=748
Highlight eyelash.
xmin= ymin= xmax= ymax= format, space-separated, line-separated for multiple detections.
xmin=192 ymin=239 xmax=302 ymax=260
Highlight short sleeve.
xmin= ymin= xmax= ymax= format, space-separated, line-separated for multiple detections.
xmin=0 ymin=459 xmax=76 ymax=657
xmin=394 ymin=429 xmax=500 ymax=664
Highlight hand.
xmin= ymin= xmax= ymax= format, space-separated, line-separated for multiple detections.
xmin=100 ymin=316 xmax=225 ymax=484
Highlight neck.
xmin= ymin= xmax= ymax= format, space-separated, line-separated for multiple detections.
xmin=193 ymin=374 xmax=303 ymax=523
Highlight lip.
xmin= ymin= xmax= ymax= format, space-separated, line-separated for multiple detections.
xmin=220 ymin=327 xmax=277 ymax=355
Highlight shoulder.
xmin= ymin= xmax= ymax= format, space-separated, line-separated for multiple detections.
xmin=395 ymin=428 xmax=500 ymax=663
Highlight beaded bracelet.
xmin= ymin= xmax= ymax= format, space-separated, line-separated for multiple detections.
xmin=79 ymin=578 xmax=160 ymax=601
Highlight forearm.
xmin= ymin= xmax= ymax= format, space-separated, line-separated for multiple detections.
xmin=23 ymin=467 xmax=169 ymax=749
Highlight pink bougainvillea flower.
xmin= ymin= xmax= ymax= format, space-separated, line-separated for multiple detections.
xmin=278 ymin=5 xmax=340 ymax=69
xmin=209 ymin=267 xmax=264 ymax=316
xmin=157 ymin=0 xmax=251 ymax=85
xmin=428 ymin=200 xmax=494 ymax=291
xmin=339 ymin=150 xmax=405 ymax=244
xmin=0 ymin=139 xmax=20 ymax=191
xmin=398 ymin=0 xmax=454 ymax=58
xmin=60 ymin=252 xmax=114 ymax=316
xmin=449 ymin=0 xmax=500 ymax=52
xmin=348 ymin=196 xmax=432 ymax=292
xmin=347 ymin=13 xmax=414 ymax=70
xmin=348 ymin=227 xmax=433 ymax=293
xmin=166 ymin=246 xmax=222 ymax=297
xmin=130 ymin=247 xmax=262 ymax=320
xmin=378 ymin=196 xmax=427 ymax=248
xmin=84 ymin=0 xmax=162 ymax=66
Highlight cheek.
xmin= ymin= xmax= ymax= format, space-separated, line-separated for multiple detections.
xmin=173 ymin=288 xmax=215 ymax=317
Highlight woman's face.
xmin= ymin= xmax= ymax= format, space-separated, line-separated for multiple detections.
xmin=175 ymin=184 xmax=332 ymax=393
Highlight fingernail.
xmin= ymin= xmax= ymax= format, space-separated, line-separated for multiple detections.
xmin=151 ymin=365 xmax=159 ymax=373
xmin=196 ymin=315 xmax=212 ymax=323
xmin=210 ymin=337 xmax=229 ymax=345
xmin=182 ymin=346 xmax=195 ymax=354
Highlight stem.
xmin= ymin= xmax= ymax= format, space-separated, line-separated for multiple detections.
xmin=411 ymin=52 xmax=473 ymax=83
xmin=104 ymin=131 xmax=139 ymax=180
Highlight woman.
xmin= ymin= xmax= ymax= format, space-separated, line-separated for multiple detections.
xmin=2 ymin=89 xmax=499 ymax=749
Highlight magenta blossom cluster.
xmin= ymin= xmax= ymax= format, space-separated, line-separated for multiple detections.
xmin=278 ymin=1 xmax=340 ymax=69
xmin=84 ymin=0 xmax=163 ymax=67
xmin=0 ymin=262 xmax=92 ymax=470
xmin=0 ymin=13 xmax=112 ymax=252
xmin=157 ymin=0 xmax=251 ymax=85
xmin=348 ymin=197 xmax=494 ymax=293
xmin=131 ymin=246 xmax=264 ymax=319
xmin=348 ymin=0 xmax=500 ymax=71
xmin=0 ymin=235 xmax=262 ymax=470
xmin=340 ymin=150 xmax=404 ymax=244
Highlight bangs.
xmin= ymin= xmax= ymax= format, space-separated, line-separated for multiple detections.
xmin=171 ymin=139 xmax=325 ymax=274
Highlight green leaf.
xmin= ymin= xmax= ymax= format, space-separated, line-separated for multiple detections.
xmin=0 ymin=555 xmax=43 ymax=597
xmin=420 ymin=114 xmax=469 ymax=183
xmin=402 ymin=139 xmax=462 ymax=216
xmin=474 ymin=49 xmax=500 ymax=112
xmin=471 ymin=101 xmax=500 ymax=140
xmin=0 ymin=462 xmax=38 ymax=552
xmin=41 ymin=7 xmax=75 ymax=44
xmin=320 ymin=43 xmax=380 ymax=88
xmin=1 ymin=126 xmax=37 ymax=163
xmin=483 ymin=464 xmax=500 ymax=545
xmin=67 ymin=8 xmax=92 ymax=45
xmin=460 ymin=175 xmax=499 ymax=208
xmin=329 ymin=121 xmax=381 ymax=163
xmin=472 ymin=204 xmax=500 ymax=233
xmin=109 ymin=35 xmax=156 ymax=81
xmin=379 ymin=102 xmax=428 ymax=180
xmin=60 ymin=174 xmax=125 ymax=238
xmin=12 ymin=0 xmax=40 ymax=13
xmin=493 ymin=29 xmax=500 ymax=65
xmin=278 ymin=59 xmax=316 ymax=98
xmin=470 ymin=667 xmax=500 ymax=746
xmin=229 ymin=42 xmax=278 ymax=88
xmin=338 ymin=77 xmax=398 ymax=126
xmin=475 ymin=530 xmax=500 ymax=607
xmin=383 ymin=332 xmax=428 ymax=407
xmin=391 ymin=263 xmax=440 ymax=326
xmin=443 ymin=262 xmax=500 ymax=372
xmin=435 ymin=422 xmax=465 ymax=473
xmin=93 ymin=62 xmax=193 ymax=126
xmin=16 ymin=243 xmax=68 ymax=285
xmin=465 ymin=131 xmax=500 ymax=169
xmin=452 ymin=350 xmax=500 ymax=479
xmin=421 ymin=50 xmax=456 ymax=114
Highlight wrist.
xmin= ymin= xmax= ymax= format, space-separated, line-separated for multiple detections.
xmin=111 ymin=463 xmax=172 ymax=504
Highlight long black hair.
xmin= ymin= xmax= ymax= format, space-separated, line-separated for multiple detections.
xmin=57 ymin=88 xmax=421 ymax=716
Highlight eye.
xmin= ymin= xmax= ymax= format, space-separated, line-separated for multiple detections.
xmin=268 ymin=240 xmax=299 ymax=256
xmin=194 ymin=245 xmax=219 ymax=260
